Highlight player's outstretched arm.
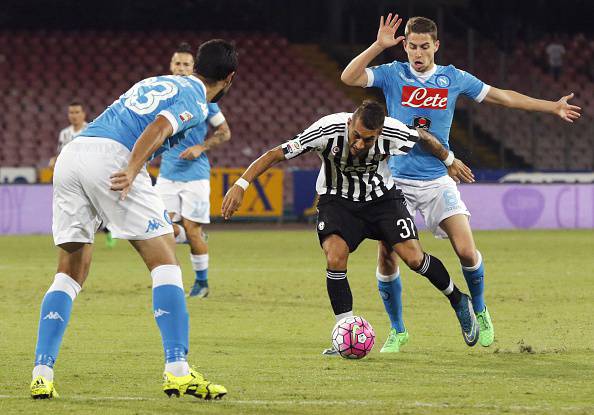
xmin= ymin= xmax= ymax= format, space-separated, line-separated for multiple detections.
xmin=221 ymin=146 xmax=285 ymax=219
xmin=110 ymin=115 xmax=173 ymax=199
xmin=483 ymin=88 xmax=582 ymax=123
xmin=416 ymin=128 xmax=474 ymax=183
xmin=341 ymin=13 xmax=405 ymax=87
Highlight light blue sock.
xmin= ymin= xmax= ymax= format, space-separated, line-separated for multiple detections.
xmin=462 ymin=250 xmax=485 ymax=313
xmin=151 ymin=265 xmax=189 ymax=363
xmin=376 ymin=268 xmax=405 ymax=333
xmin=191 ymin=254 xmax=208 ymax=288
xmin=34 ymin=274 xmax=81 ymax=368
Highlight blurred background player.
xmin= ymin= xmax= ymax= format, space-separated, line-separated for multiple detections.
xmin=155 ymin=42 xmax=232 ymax=298
xmin=48 ymin=101 xmax=87 ymax=169
xmin=48 ymin=101 xmax=116 ymax=247
xmin=30 ymin=39 xmax=236 ymax=400
xmin=341 ymin=13 xmax=582 ymax=351
xmin=221 ymin=100 xmax=480 ymax=353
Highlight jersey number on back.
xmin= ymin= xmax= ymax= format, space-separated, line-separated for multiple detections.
xmin=123 ymin=77 xmax=178 ymax=115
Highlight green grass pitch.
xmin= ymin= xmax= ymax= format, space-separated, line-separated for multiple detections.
xmin=0 ymin=229 xmax=593 ymax=414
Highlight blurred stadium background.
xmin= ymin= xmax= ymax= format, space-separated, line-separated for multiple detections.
xmin=1 ymin=2 xmax=594 ymax=413
xmin=1 ymin=0 xmax=593 ymax=231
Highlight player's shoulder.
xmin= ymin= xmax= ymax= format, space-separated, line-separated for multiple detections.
xmin=313 ymin=112 xmax=349 ymax=128
xmin=383 ymin=116 xmax=409 ymax=131
xmin=59 ymin=126 xmax=71 ymax=136
xmin=438 ymin=64 xmax=477 ymax=81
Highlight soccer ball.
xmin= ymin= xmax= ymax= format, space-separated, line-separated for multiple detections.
xmin=331 ymin=316 xmax=375 ymax=359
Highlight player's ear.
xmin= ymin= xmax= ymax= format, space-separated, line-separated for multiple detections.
xmin=402 ymin=39 xmax=407 ymax=51
xmin=225 ymin=72 xmax=235 ymax=83
xmin=434 ymin=39 xmax=440 ymax=53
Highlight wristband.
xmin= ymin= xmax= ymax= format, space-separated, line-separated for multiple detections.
xmin=235 ymin=177 xmax=249 ymax=190
xmin=443 ymin=151 xmax=455 ymax=167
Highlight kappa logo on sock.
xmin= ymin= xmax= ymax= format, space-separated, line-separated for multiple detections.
xmin=43 ymin=311 xmax=64 ymax=321
xmin=154 ymin=308 xmax=170 ymax=318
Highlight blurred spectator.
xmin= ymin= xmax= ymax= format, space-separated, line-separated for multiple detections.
xmin=546 ymin=35 xmax=565 ymax=81
xmin=49 ymin=101 xmax=87 ymax=168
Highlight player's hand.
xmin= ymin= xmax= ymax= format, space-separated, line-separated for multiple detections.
xmin=110 ymin=168 xmax=138 ymax=200
xmin=376 ymin=13 xmax=405 ymax=50
xmin=179 ymin=144 xmax=206 ymax=160
xmin=554 ymin=93 xmax=581 ymax=123
xmin=447 ymin=159 xmax=475 ymax=184
xmin=221 ymin=185 xmax=245 ymax=220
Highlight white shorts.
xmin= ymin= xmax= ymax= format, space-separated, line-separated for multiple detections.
xmin=394 ymin=175 xmax=470 ymax=238
xmin=154 ymin=177 xmax=210 ymax=224
xmin=52 ymin=137 xmax=173 ymax=245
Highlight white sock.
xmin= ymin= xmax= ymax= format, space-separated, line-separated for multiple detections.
xmin=335 ymin=311 xmax=353 ymax=322
xmin=190 ymin=254 xmax=208 ymax=272
xmin=33 ymin=365 xmax=54 ymax=381
xmin=165 ymin=361 xmax=190 ymax=377
xmin=175 ymin=225 xmax=187 ymax=244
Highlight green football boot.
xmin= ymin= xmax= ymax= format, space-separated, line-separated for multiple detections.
xmin=380 ymin=328 xmax=409 ymax=353
xmin=476 ymin=306 xmax=495 ymax=347
xmin=30 ymin=376 xmax=59 ymax=399
xmin=163 ymin=367 xmax=227 ymax=400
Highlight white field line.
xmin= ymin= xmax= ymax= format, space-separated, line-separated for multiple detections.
xmin=1 ymin=395 xmax=593 ymax=412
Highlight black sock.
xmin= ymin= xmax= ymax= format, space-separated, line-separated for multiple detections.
xmin=413 ymin=253 xmax=462 ymax=307
xmin=326 ymin=269 xmax=352 ymax=316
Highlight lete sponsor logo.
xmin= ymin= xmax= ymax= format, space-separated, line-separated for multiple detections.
xmin=502 ymin=188 xmax=545 ymax=228
xmin=401 ymin=86 xmax=448 ymax=109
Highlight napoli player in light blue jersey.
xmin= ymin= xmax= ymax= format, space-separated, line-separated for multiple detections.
xmin=156 ymin=42 xmax=232 ymax=299
xmin=30 ymin=39 xmax=237 ymax=400
xmin=342 ymin=14 xmax=581 ymax=352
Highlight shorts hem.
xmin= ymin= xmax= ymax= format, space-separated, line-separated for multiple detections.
xmin=112 ymin=226 xmax=173 ymax=241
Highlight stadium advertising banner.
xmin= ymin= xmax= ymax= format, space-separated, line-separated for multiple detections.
xmin=2 ymin=182 xmax=594 ymax=234
xmin=209 ymin=168 xmax=284 ymax=217
xmin=291 ymin=172 xmax=594 ymax=230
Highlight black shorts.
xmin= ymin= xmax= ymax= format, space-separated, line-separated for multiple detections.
xmin=316 ymin=188 xmax=419 ymax=252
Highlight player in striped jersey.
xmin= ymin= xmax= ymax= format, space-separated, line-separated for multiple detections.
xmin=222 ymin=100 xmax=479 ymax=351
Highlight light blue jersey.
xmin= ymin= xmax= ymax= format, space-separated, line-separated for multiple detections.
xmin=367 ymin=62 xmax=489 ymax=180
xmin=80 ymin=75 xmax=209 ymax=159
xmin=159 ymin=103 xmax=222 ymax=182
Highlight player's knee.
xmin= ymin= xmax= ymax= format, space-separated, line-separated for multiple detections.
xmin=456 ymin=246 xmax=477 ymax=265
xmin=377 ymin=252 xmax=397 ymax=275
xmin=401 ymin=251 xmax=424 ymax=270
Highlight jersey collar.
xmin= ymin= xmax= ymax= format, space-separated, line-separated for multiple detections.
xmin=408 ymin=63 xmax=437 ymax=83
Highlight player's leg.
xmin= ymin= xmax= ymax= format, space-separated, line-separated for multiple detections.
xmin=32 ymin=243 xmax=92 ymax=399
xmin=32 ymin=145 xmax=98 ymax=399
xmin=376 ymin=242 xmax=409 ymax=353
xmin=180 ymin=179 xmax=211 ymax=297
xmin=393 ymin=239 xmax=479 ymax=347
xmin=440 ymin=214 xmax=494 ymax=347
xmin=316 ymin=196 xmax=365 ymax=355
xmin=129 ymin=235 xmax=226 ymax=399
xmin=183 ymin=219 xmax=210 ymax=298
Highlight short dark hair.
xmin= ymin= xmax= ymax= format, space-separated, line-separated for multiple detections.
xmin=352 ymin=100 xmax=385 ymax=130
xmin=405 ymin=16 xmax=438 ymax=41
xmin=174 ymin=42 xmax=193 ymax=55
xmin=195 ymin=39 xmax=238 ymax=83
xmin=69 ymin=100 xmax=84 ymax=109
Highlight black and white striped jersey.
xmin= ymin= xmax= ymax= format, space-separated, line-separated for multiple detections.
xmin=281 ymin=112 xmax=419 ymax=201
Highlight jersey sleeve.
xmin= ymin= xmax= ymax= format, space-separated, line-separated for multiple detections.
xmin=281 ymin=115 xmax=335 ymax=160
xmin=365 ymin=62 xmax=396 ymax=89
xmin=207 ymin=103 xmax=225 ymax=127
xmin=455 ymin=67 xmax=490 ymax=103
xmin=158 ymin=89 xmax=208 ymax=135
xmin=381 ymin=117 xmax=420 ymax=155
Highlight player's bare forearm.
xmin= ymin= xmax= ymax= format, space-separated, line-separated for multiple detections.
xmin=239 ymin=147 xmax=285 ymax=183
xmin=484 ymin=88 xmax=554 ymax=113
xmin=416 ymin=128 xmax=449 ymax=161
xmin=341 ymin=43 xmax=384 ymax=86
xmin=484 ymin=88 xmax=581 ymax=123
xmin=127 ymin=116 xmax=173 ymax=173
xmin=203 ymin=122 xmax=231 ymax=150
